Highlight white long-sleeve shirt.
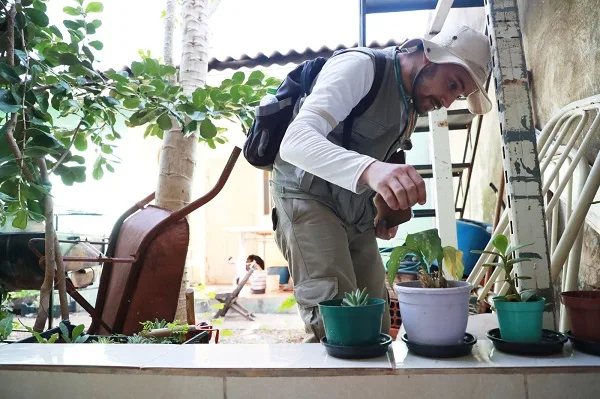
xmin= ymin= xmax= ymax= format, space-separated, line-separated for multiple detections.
xmin=279 ymin=51 xmax=379 ymax=194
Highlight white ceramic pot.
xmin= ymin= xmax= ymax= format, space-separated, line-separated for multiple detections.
xmin=394 ymin=280 xmax=472 ymax=346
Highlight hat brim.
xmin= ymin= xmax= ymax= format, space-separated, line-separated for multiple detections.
xmin=400 ymin=38 xmax=492 ymax=115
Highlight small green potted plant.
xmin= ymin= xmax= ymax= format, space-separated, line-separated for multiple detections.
xmin=387 ymin=229 xmax=469 ymax=347
xmin=472 ymin=234 xmax=544 ymax=343
xmin=318 ymin=288 xmax=385 ymax=347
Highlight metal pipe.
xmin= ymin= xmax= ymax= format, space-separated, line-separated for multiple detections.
xmin=538 ymin=114 xmax=570 ymax=159
xmin=545 ymin=112 xmax=600 ymax=214
xmin=536 ymin=95 xmax=600 ymax=153
xmin=551 ymin=150 xmax=600 ymax=281
xmin=540 ymin=113 xmax=584 ymax=173
xmin=541 ymin=113 xmax=588 ymax=193
xmin=559 ymin=159 xmax=589 ymax=331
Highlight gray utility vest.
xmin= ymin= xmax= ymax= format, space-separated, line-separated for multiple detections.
xmin=271 ymin=46 xmax=415 ymax=232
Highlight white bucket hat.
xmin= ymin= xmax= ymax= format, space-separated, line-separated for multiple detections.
xmin=402 ymin=25 xmax=492 ymax=115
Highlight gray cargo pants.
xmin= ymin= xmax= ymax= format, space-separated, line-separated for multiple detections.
xmin=272 ymin=196 xmax=391 ymax=343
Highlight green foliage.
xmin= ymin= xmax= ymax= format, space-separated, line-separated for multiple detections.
xmin=0 ymin=284 xmax=18 ymax=341
xmin=59 ymin=320 xmax=89 ymax=343
xmin=341 ymin=288 xmax=369 ymax=307
xmin=22 ymin=324 xmax=59 ymax=343
xmin=386 ymin=228 xmax=464 ymax=288
xmin=127 ymin=319 xmax=188 ymax=344
xmin=0 ymin=313 xmax=15 ymax=341
xmin=0 ymin=0 xmax=280 ymax=230
xmin=471 ymin=233 xmax=538 ymax=302
xmin=278 ymin=294 xmax=297 ymax=312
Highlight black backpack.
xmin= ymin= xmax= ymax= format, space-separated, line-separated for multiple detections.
xmin=243 ymin=49 xmax=387 ymax=170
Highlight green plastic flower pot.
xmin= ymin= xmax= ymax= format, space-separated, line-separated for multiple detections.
xmin=493 ymin=297 xmax=545 ymax=343
xmin=318 ymin=298 xmax=385 ymax=346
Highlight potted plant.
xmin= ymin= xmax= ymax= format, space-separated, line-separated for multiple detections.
xmin=318 ymin=288 xmax=385 ymax=347
xmin=387 ymin=229 xmax=469 ymax=346
xmin=471 ymin=234 xmax=544 ymax=343
xmin=560 ymin=291 xmax=600 ymax=343
xmin=556 ymin=201 xmax=600 ymax=346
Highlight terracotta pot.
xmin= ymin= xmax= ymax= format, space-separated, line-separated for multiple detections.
xmin=560 ymin=291 xmax=600 ymax=342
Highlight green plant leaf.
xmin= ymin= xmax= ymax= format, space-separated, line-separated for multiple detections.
xmin=470 ymin=249 xmax=501 ymax=257
xmin=520 ymin=289 xmax=540 ymax=303
xmin=492 ymin=234 xmax=509 ymax=255
xmin=74 ymin=133 xmax=87 ymax=151
xmin=386 ymin=246 xmax=413 ymax=285
xmin=123 ymin=97 xmax=140 ymax=109
xmin=0 ymin=89 xmax=21 ymax=113
xmin=193 ymin=88 xmax=207 ymax=107
xmin=405 ymin=229 xmax=443 ymax=267
xmin=0 ymin=313 xmax=15 ymax=340
xmin=47 ymin=333 xmax=58 ymax=344
xmin=0 ymin=63 xmax=21 ymax=84
xmin=88 ymin=40 xmax=103 ymax=50
xmin=232 ymin=72 xmax=245 ymax=84
xmin=157 ymin=112 xmax=173 ymax=130
xmin=74 ymin=334 xmax=89 ymax=343
xmin=24 ymin=7 xmax=50 ymax=27
xmin=506 ymin=242 xmax=534 ymax=256
xmin=85 ymin=2 xmax=104 ymax=13
xmin=507 ymin=257 xmax=532 ymax=267
xmin=63 ymin=6 xmax=81 ymax=16
xmin=92 ymin=163 xmax=104 ymax=180
xmin=277 ymin=295 xmax=297 ymax=312
xmin=442 ymin=246 xmax=464 ymax=280
xmin=160 ymin=65 xmax=177 ymax=76
xmin=200 ymin=119 xmax=217 ymax=139
xmin=211 ymin=303 xmax=225 ymax=310
xmin=145 ymin=58 xmax=159 ymax=75
xmin=58 ymin=53 xmax=79 ymax=66
xmin=248 ymin=70 xmax=265 ymax=83
xmin=12 ymin=209 xmax=28 ymax=229
xmin=63 ymin=20 xmax=81 ymax=30
xmin=482 ymin=262 xmax=504 ymax=268
xmin=130 ymin=61 xmax=144 ymax=76
xmin=72 ymin=323 xmax=85 ymax=340
xmin=220 ymin=329 xmax=233 ymax=337
xmin=59 ymin=322 xmax=71 ymax=342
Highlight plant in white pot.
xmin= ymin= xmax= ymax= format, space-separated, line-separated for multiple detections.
xmin=387 ymin=229 xmax=469 ymax=347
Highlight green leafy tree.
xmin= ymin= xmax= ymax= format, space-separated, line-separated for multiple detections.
xmin=0 ymin=0 xmax=279 ymax=331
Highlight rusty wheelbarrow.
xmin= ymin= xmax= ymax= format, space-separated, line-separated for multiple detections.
xmin=28 ymin=147 xmax=241 ymax=336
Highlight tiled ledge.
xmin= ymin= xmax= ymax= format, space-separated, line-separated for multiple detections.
xmin=0 ymin=315 xmax=599 ymax=399
xmin=0 ymin=314 xmax=599 ymax=375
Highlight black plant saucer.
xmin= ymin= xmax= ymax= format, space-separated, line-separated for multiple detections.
xmin=565 ymin=331 xmax=600 ymax=356
xmin=401 ymin=333 xmax=477 ymax=358
xmin=487 ymin=328 xmax=567 ymax=356
xmin=321 ymin=333 xmax=392 ymax=359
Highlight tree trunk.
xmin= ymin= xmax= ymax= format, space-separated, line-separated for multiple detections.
xmin=157 ymin=0 xmax=210 ymax=322
xmin=163 ymin=0 xmax=176 ymax=71
xmin=33 ymin=160 xmax=57 ymax=332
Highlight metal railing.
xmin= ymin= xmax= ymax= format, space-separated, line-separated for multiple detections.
xmin=466 ymin=95 xmax=600 ymax=332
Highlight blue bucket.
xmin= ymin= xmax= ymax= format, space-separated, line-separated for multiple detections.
xmin=456 ymin=219 xmax=492 ymax=277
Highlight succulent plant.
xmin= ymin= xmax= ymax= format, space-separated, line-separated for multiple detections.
xmin=342 ymin=288 xmax=370 ymax=307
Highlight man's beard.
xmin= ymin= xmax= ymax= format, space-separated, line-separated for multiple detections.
xmin=411 ymin=63 xmax=441 ymax=115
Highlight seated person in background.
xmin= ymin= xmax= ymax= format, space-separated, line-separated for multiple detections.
xmin=246 ymin=254 xmax=267 ymax=294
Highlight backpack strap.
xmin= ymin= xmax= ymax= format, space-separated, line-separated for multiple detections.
xmin=342 ymin=50 xmax=387 ymax=150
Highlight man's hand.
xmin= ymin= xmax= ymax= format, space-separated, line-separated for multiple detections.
xmin=360 ymin=161 xmax=426 ymax=210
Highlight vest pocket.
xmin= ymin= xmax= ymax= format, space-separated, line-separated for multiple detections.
xmin=351 ymin=118 xmax=387 ymax=141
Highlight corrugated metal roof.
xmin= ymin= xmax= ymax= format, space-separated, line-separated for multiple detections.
xmin=207 ymin=39 xmax=406 ymax=71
